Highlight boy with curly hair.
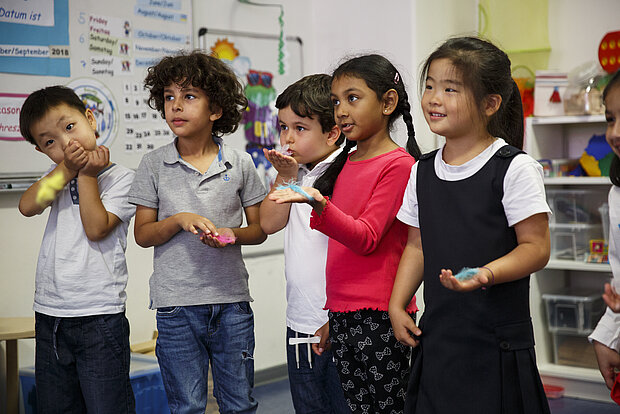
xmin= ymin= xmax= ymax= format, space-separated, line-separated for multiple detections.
xmin=128 ymin=51 xmax=267 ymax=413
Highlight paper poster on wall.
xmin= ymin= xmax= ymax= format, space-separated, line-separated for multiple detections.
xmin=0 ymin=0 xmax=193 ymax=178
xmin=0 ymin=93 xmax=28 ymax=141
xmin=0 ymin=0 xmax=70 ymax=77
xmin=67 ymin=78 xmax=118 ymax=147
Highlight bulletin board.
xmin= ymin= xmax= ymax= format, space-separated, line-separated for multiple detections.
xmin=198 ymin=27 xmax=304 ymax=256
xmin=0 ymin=0 xmax=193 ymax=180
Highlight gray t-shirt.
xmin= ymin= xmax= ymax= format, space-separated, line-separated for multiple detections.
xmin=128 ymin=137 xmax=267 ymax=308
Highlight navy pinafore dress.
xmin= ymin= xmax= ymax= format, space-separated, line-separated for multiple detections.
xmin=404 ymin=145 xmax=550 ymax=414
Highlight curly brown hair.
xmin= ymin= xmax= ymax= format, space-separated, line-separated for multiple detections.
xmin=144 ymin=50 xmax=248 ymax=136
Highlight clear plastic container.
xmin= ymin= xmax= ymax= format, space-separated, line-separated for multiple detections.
xmin=563 ymin=61 xmax=606 ymax=115
xmin=546 ymin=189 xmax=607 ymax=225
xmin=550 ymin=223 xmax=603 ymax=261
xmin=542 ymin=287 xmax=605 ymax=335
xmin=598 ymin=202 xmax=610 ymax=243
xmin=551 ymin=332 xmax=599 ymax=369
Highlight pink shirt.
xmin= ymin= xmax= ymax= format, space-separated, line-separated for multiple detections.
xmin=310 ymin=147 xmax=417 ymax=313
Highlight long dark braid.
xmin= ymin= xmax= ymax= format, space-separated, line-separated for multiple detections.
xmin=400 ymin=87 xmax=421 ymax=159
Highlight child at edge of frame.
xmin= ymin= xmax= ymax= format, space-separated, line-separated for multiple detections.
xmin=590 ymin=69 xmax=620 ymax=405
xmin=260 ymin=73 xmax=349 ymax=414
xmin=389 ymin=36 xmax=552 ymax=413
xmin=18 ymin=85 xmax=137 ymax=413
xmin=128 ymin=50 xmax=267 ymax=413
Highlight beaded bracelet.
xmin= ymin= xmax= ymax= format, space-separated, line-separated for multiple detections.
xmin=480 ymin=266 xmax=495 ymax=289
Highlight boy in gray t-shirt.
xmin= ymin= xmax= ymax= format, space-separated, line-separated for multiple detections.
xmin=128 ymin=51 xmax=267 ymax=413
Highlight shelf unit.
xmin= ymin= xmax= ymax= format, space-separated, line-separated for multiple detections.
xmin=525 ymin=115 xmax=613 ymax=402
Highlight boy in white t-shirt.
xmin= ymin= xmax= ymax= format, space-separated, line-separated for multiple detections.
xmin=19 ymin=86 xmax=136 ymax=413
xmin=260 ymin=74 xmax=349 ymax=413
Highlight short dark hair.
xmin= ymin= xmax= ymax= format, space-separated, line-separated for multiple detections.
xmin=20 ymin=86 xmax=86 ymax=146
xmin=419 ymin=36 xmax=524 ymax=149
xmin=275 ymin=74 xmax=338 ymax=135
xmin=144 ymin=50 xmax=248 ymax=136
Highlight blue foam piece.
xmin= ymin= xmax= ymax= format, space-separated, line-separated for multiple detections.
xmin=454 ymin=267 xmax=479 ymax=281
xmin=276 ymin=182 xmax=314 ymax=201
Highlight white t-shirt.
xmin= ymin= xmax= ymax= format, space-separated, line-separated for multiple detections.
xmin=589 ymin=185 xmax=620 ymax=351
xmin=34 ymin=164 xmax=136 ymax=317
xmin=397 ymin=138 xmax=550 ymax=228
xmin=284 ymin=148 xmax=342 ymax=334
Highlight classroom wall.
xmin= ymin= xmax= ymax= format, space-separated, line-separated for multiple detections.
xmin=2 ymin=0 xmax=619 ymax=407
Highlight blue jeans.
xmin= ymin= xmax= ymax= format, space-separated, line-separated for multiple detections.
xmin=35 ymin=312 xmax=135 ymax=414
xmin=286 ymin=327 xmax=350 ymax=414
xmin=156 ymin=303 xmax=258 ymax=414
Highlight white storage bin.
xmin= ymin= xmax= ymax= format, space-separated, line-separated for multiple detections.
xmin=546 ymin=188 xmax=608 ymax=225
xmin=550 ymin=223 xmax=602 ymax=261
xmin=534 ymin=71 xmax=568 ymax=117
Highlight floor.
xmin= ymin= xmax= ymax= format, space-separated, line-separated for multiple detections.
xmin=249 ymin=376 xmax=620 ymax=414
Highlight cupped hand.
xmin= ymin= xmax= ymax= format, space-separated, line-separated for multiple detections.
xmin=64 ymin=140 xmax=88 ymax=172
xmin=268 ymin=185 xmax=324 ymax=205
xmin=200 ymin=227 xmax=236 ymax=248
xmin=263 ymin=148 xmax=298 ymax=176
xmin=439 ymin=268 xmax=490 ymax=292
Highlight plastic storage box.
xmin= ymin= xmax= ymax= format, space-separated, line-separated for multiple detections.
xmin=19 ymin=353 xmax=170 ymax=414
xmin=546 ymin=188 xmax=608 ymax=225
xmin=549 ymin=223 xmax=602 ymax=261
xmin=542 ymin=287 xmax=605 ymax=335
xmin=552 ymin=332 xmax=599 ymax=369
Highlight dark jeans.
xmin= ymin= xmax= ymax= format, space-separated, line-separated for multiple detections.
xmin=35 ymin=312 xmax=135 ymax=414
xmin=286 ymin=327 xmax=350 ymax=414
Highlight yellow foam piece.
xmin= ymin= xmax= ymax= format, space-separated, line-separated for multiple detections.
xmin=580 ymin=153 xmax=601 ymax=177
xmin=36 ymin=171 xmax=65 ymax=205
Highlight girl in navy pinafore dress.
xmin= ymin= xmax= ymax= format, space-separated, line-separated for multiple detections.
xmin=389 ymin=37 xmax=552 ymax=414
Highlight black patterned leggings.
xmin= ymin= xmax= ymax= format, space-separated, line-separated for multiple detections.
xmin=329 ymin=309 xmax=413 ymax=414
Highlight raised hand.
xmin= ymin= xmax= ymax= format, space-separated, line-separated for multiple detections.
xmin=263 ymin=148 xmax=299 ymax=177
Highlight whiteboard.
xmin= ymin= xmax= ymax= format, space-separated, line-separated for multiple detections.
xmin=198 ymin=28 xmax=305 ymax=256
xmin=0 ymin=0 xmax=193 ymax=179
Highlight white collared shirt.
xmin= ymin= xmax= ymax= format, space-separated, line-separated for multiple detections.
xmin=284 ymin=148 xmax=343 ymax=334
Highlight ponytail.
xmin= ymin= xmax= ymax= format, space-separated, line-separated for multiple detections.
xmin=313 ymin=139 xmax=356 ymax=197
